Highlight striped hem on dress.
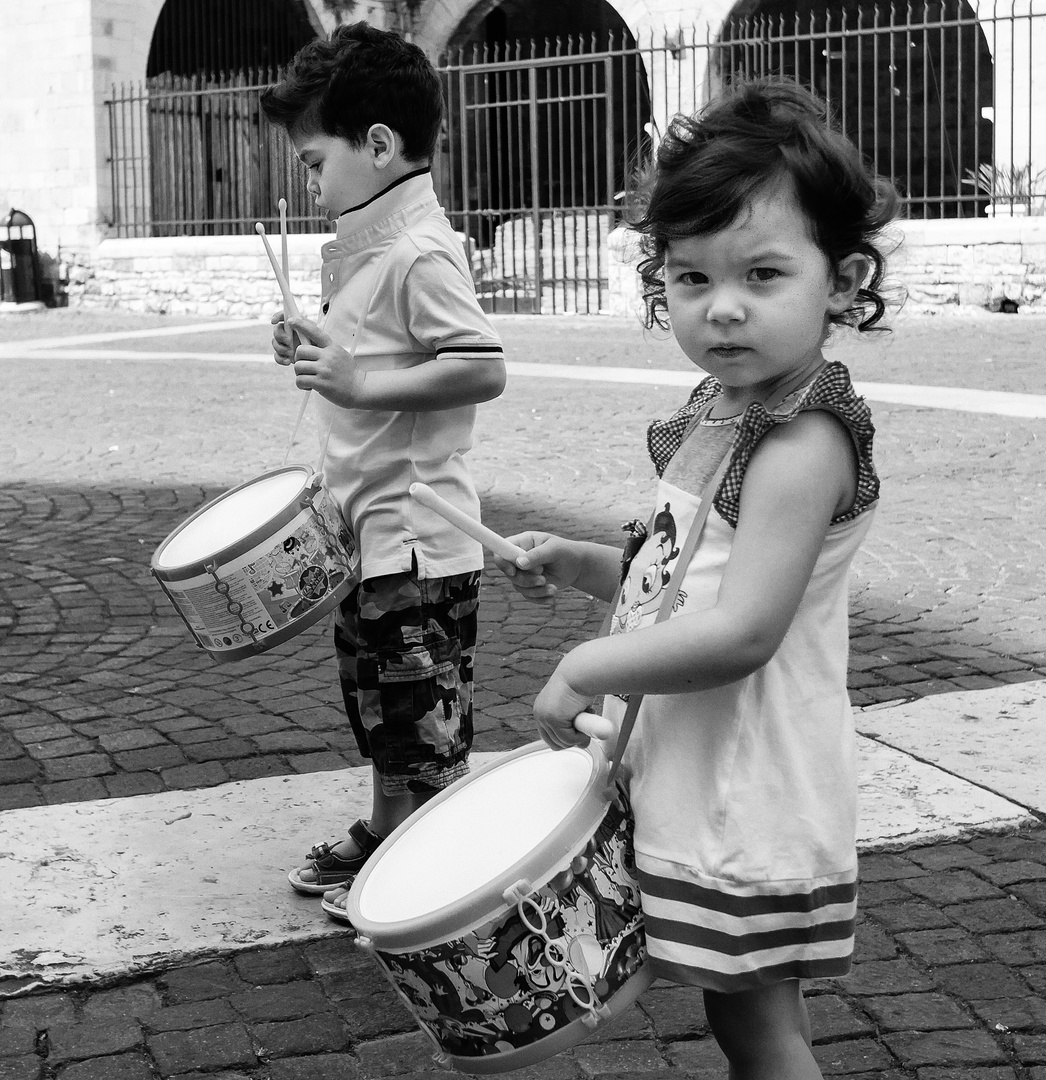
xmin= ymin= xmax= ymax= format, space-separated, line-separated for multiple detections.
xmin=637 ymin=866 xmax=857 ymax=992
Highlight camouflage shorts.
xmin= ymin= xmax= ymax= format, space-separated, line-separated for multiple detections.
xmin=334 ymin=566 xmax=480 ymax=797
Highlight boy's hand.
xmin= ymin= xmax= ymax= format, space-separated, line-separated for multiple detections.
xmin=493 ymin=532 xmax=582 ymax=602
xmin=270 ymin=310 xmax=296 ymax=366
xmin=288 ymin=317 xmax=364 ymax=408
xmin=533 ymin=666 xmax=594 ymax=749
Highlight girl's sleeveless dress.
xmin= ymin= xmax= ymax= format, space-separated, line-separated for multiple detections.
xmin=603 ymin=361 xmax=879 ymax=992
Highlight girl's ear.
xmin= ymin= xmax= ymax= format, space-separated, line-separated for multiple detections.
xmin=827 ymin=253 xmax=870 ymax=314
xmin=367 ymin=124 xmax=398 ymax=169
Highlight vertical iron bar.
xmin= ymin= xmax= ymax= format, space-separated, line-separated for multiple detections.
xmin=939 ymin=1 xmax=946 ymax=218
xmin=955 ymin=0 xmax=964 ymax=216
xmin=972 ymin=3 xmax=980 ymax=217
xmin=922 ymin=5 xmax=929 ymax=216
xmin=458 ymin=64 xmax=471 ymax=270
xmin=529 ymin=54 xmax=542 ymax=313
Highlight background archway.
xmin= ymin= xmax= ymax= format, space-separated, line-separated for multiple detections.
xmin=438 ymin=0 xmax=653 ymax=250
xmin=143 ymin=0 xmax=321 ymax=236
xmin=715 ymin=0 xmax=994 ymax=217
xmin=147 ymin=0 xmax=318 ymax=78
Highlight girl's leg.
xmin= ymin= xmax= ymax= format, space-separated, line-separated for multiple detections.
xmin=703 ymin=980 xmax=821 ymax=1080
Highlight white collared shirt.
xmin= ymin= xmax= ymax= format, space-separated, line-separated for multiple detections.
xmin=314 ymin=172 xmax=503 ymax=581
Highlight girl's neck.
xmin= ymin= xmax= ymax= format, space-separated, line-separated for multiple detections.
xmin=711 ymin=356 xmax=827 ymax=417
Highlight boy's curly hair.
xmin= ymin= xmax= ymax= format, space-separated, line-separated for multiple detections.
xmin=260 ymin=22 xmax=443 ymax=163
xmin=630 ymin=79 xmax=900 ymax=332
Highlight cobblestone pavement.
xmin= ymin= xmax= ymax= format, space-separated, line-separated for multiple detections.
xmin=2 ymin=309 xmax=1046 ymax=1078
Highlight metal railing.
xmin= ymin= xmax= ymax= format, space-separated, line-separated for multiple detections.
xmin=107 ymin=70 xmax=325 ymax=239
xmin=105 ymin=1 xmax=1046 ymax=310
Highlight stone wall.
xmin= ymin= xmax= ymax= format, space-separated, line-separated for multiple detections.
xmin=80 ymin=217 xmax=1046 ymax=317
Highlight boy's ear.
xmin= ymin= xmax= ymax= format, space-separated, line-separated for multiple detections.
xmin=827 ymin=253 xmax=870 ymax=314
xmin=366 ymin=123 xmax=398 ymax=169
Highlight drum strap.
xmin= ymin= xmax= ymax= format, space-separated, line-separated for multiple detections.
xmin=604 ymin=442 xmax=733 ymax=784
xmin=604 ymin=379 xmax=801 ymax=784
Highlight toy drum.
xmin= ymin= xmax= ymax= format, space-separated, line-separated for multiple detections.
xmin=151 ymin=466 xmax=355 ymax=662
xmin=347 ymin=739 xmax=651 ymax=1074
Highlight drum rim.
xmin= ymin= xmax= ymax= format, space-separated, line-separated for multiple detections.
xmin=348 ymin=739 xmax=612 ymax=951
xmin=150 ymin=465 xmax=316 ymax=579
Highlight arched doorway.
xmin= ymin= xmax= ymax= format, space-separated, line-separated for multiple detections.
xmin=144 ymin=0 xmax=320 ymax=236
xmin=147 ymin=0 xmax=317 ymax=77
xmin=436 ymin=0 xmax=653 ymax=311
xmin=713 ymin=0 xmax=994 ymax=217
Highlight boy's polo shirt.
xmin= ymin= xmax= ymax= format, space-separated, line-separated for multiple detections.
xmin=315 ymin=171 xmax=503 ymax=581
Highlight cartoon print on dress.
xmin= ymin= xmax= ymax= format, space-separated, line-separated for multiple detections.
xmin=613 ymin=502 xmax=680 ymax=635
xmin=370 ymin=794 xmax=646 ymax=1060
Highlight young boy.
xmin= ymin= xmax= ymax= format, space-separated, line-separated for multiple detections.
xmin=260 ymin=23 xmax=506 ymax=922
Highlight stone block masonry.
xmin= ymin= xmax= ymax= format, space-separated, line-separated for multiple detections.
xmin=78 ymin=217 xmax=1046 ymax=316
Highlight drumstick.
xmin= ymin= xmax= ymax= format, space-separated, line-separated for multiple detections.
xmin=278 ymin=198 xmax=290 ymax=283
xmin=409 ymin=483 xmax=527 ymax=563
xmin=574 ymin=713 xmax=615 ymax=741
xmin=255 ymin=222 xmax=301 ymax=320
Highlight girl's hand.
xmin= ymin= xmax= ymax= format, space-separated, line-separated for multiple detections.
xmin=289 ymin=317 xmax=363 ymax=408
xmin=270 ymin=310 xmax=296 ymax=367
xmin=493 ymin=532 xmax=584 ymax=602
xmin=533 ymin=667 xmax=594 ymax=749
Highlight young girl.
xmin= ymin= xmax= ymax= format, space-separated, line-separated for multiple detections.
xmin=495 ymin=80 xmax=899 ymax=1079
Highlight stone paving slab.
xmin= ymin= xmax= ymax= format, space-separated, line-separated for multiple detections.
xmin=1 ymin=729 xmax=1034 ymax=992
xmin=2 ymin=311 xmax=1046 ymax=1078
xmin=5 ymin=827 xmax=1046 ymax=1078
xmin=2 ymin=315 xmax=1045 ymax=813
xmin=859 ymin=682 xmax=1046 ymax=817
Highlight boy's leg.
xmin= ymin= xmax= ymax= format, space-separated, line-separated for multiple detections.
xmin=294 ymin=566 xmax=479 ymax=892
xmin=703 ymin=981 xmax=821 ymax=1080
xmin=367 ymin=763 xmax=436 ymax=837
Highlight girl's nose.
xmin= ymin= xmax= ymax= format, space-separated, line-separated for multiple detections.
xmin=705 ymin=287 xmax=745 ymax=323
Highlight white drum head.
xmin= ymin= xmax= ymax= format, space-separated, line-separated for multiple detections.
xmin=357 ymin=746 xmax=596 ymax=925
xmin=155 ymin=468 xmax=309 ymax=569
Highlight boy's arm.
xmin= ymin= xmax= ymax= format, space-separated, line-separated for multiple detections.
xmin=290 ymin=249 xmax=506 ymax=410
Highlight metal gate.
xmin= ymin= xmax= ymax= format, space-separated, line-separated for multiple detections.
xmin=437 ymin=39 xmax=652 ymax=315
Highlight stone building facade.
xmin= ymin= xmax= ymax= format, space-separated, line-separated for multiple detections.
xmin=2 ymin=0 xmax=1044 ymax=311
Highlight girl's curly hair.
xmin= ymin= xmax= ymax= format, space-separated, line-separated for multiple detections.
xmin=630 ymin=79 xmax=900 ymax=332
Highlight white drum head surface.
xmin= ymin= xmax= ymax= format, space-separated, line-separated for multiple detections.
xmin=156 ymin=469 xmax=308 ymax=568
xmin=357 ymin=747 xmax=595 ymax=924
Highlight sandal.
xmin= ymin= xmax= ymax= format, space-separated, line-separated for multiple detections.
xmin=321 ymin=884 xmax=354 ymax=924
xmin=287 ymin=819 xmax=384 ymax=895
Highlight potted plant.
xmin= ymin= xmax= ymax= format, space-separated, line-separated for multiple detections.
xmin=963 ymin=162 xmax=1046 ymax=216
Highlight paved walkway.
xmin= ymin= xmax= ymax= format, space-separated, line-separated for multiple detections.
xmin=2 ymin=310 xmax=1046 ymax=1079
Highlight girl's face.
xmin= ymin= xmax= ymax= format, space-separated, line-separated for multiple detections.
xmin=664 ymin=186 xmax=866 ymax=412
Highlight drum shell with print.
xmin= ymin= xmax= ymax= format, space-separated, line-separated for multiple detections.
xmin=347 ymin=740 xmax=650 ymax=1074
xmin=151 ymin=466 xmax=355 ymax=661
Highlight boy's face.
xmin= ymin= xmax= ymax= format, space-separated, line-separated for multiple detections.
xmin=291 ymin=129 xmax=386 ymax=219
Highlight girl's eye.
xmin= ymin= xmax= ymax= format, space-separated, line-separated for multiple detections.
xmin=677 ymin=271 xmax=707 ymax=286
xmin=750 ymin=267 xmax=781 ymax=283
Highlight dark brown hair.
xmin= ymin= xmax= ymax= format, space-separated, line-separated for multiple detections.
xmin=260 ymin=22 xmax=443 ymax=163
xmin=631 ymin=79 xmax=900 ymax=331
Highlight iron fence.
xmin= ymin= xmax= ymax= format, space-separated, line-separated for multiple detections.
xmin=106 ymin=1 xmax=1046 ymax=312
xmin=107 ymin=70 xmax=325 ymax=239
